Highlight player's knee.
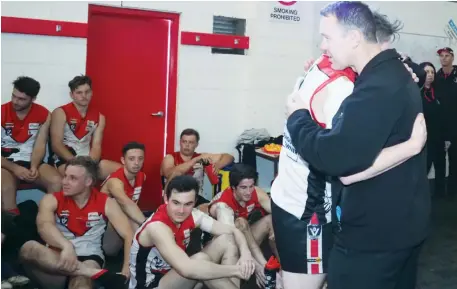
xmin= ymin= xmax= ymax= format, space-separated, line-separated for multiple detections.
xmin=69 ymin=278 xmax=92 ymax=289
xmin=263 ymin=214 xmax=273 ymax=230
xmin=234 ymin=217 xmax=249 ymax=232
xmin=19 ymin=240 xmax=40 ymax=261
xmin=191 ymin=252 xmax=211 ymax=262
xmin=47 ymin=174 xmax=62 ymax=192
xmin=214 ymin=233 xmax=235 ymax=246
xmin=1 ymin=176 xmax=16 ymax=194
xmin=197 ymin=203 xmax=209 ymax=214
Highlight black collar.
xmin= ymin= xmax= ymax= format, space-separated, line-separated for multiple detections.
xmin=437 ymin=65 xmax=457 ymax=77
xmin=357 ymin=49 xmax=401 ymax=79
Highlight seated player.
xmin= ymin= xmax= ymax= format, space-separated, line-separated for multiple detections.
xmin=209 ymin=164 xmax=277 ymax=288
xmin=1 ymin=76 xmax=62 ymax=215
xmin=100 ymin=141 xmax=146 ymax=256
xmin=19 ymin=156 xmax=133 ymax=289
xmin=160 ymin=128 xmax=234 ymax=210
xmin=129 ymin=175 xmax=256 ymax=289
xmin=50 ymin=75 xmax=121 ymax=179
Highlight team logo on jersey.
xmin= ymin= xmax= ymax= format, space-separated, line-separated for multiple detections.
xmin=247 ymin=204 xmax=255 ymax=213
xmin=152 ymin=256 xmax=167 ymax=270
xmin=28 ymin=123 xmax=40 ymax=130
xmin=59 ymin=210 xmax=70 ymax=226
xmin=182 ymin=229 xmax=192 ymax=247
xmin=4 ymin=123 xmax=13 ymax=136
xmin=60 ymin=216 xmax=68 ymax=225
xmin=86 ymin=212 xmax=102 ymax=227
xmin=69 ymin=119 xmax=78 ymax=132
xmin=86 ymin=120 xmax=95 ymax=131
xmin=307 ymin=224 xmax=322 ymax=240
xmin=133 ymin=187 xmax=142 ymax=202
xmin=88 ymin=212 xmax=100 ymax=220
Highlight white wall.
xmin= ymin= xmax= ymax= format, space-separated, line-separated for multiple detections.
xmin=2 ymin=1 xmax=455 ymax=192
xmin=1 ymin=1 xmax=315 ymax=156
xmin=311 ymin=1 xmax=457 ymax=66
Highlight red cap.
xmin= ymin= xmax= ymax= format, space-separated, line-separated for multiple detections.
xmin=437 ymin=47 xmax=454 ymax=56
xmin=265 ymin=256 xmax=281 ymax=270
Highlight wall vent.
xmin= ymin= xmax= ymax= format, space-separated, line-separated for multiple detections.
xmin=212 ymin=16 xmax=246 ymax=55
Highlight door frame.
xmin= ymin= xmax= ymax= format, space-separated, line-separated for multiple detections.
xmin=86 ymin=4 xmax=179 ymax=155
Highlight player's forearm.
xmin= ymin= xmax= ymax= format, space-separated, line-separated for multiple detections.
xmin=38 ymin=221 xmax=73 ymax=250
xmin=120 ymin=201 xmax=146 ymax=225
xmin=30 ymin=146 xmax=46 ymax=168
xmin=89 ymin=147 xmax=101 ymax=162
xmin=52 ymin=142 xmax=75 ymax=161
xmin=235 ymin=224 xmax=267 ymax=266
xmin=340 ymin=139 xmax=420 ymax=185
xmin=122 ymin=237 xmax=132 ymax=273
xmin=217 ymin=154 xmax=234 ymax=168
xmin=184 ymin=260 xmax=238 ymax=280
xmin=1 ymin=157 xmax=17 ymax=171
xmin=232 ymin=228 xmax=253 ymax=259
xmin=170 ymin=158 xmax=198 ymax=177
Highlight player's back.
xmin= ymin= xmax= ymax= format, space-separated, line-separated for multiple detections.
xmin=271 ymin=55 xmax=356 ymax=222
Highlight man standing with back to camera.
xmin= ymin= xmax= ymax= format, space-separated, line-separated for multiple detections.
xmin=286 ymin=2 xmax=430 ymax=289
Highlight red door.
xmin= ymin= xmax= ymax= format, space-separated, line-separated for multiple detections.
xmin=86 ymin=5 xmax=179 ymax=210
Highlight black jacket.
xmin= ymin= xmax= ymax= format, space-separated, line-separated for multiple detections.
xmin=421 ymin=86 xmax=442 ymax=140
xmin=287 ymin=49 xmax=430 ymax=251
xmin=435 ymin=65 xmax=457 ymax=140
xmin=403 ymin=58 xmax=427 ymax=88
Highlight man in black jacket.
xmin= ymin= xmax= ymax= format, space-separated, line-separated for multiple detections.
xmin=286 ymin=2 xmax=430 ymax=289
xmin=435 ymin=47 xmax=457 ymax=196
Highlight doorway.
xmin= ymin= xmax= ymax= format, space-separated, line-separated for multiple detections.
xmin=86 ymin=4 xmax=179 ymax=210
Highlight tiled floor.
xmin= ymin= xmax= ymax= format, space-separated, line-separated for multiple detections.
xmin=417 ymin=196 xmax=457 ymax=289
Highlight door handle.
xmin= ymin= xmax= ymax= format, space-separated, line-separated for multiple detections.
xmin=151 ymin=111 xmax=164 ymax=117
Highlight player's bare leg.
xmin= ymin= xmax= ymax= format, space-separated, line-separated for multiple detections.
xmin=282 ymin=271 xmax=326 ymax=289
xmin=99 ymin=160 xmax=122 ymax=180
xmin=103 ymin=220 xmax=138 ymax=256
xmin=20 ymin=241 xmax=126 ymax=289
xmin=68 ymin=260 xmax=100 ymax=289
xmin=1 ymin=168 xmax=18 ymax=211
xmin=35 ymin=163 xmax=62 ymax=193
xmin=158 ymin=234 xmax=240 ymax=289
xmin=57 ymin=164 xmax=66 ymax=177
xmin=250 ymin=215 xmax=279 ymax=259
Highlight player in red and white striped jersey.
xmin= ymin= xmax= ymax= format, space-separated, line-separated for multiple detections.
xmin=100 ymin=142 xmax=147 ymax=256
xmin=1 ymin=76 xmax=62 ymax=214
xmin=19 ymin=156 xmax=132 ymax=289
xmin=50 ymin=75 xmax=121 ymax=180
xmin=160 ymin=128 xmax=234 ymax=210
xmin=129 ymin=175 xmax=255 ymax=289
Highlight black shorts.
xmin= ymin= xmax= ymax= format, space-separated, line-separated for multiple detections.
xmin=327 ymin=242 xmax=423 ymax=289
xmin=14 ymin=160 xmax=32 ymax=169
xmin=53 ymin=147 xmax=77 ymax=168
xmin=271 ymin=199 xmax=332 ymax=274
xmin=77 ymin=255 xmax=105 ymax=268
xmin=9 ymin=160 xmax=44 ymax=184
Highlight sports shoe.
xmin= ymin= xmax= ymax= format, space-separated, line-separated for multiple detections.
xmin=1 ymin=281 xmax=13 ymax=289
xmin=7 ymin=275 xmax=30 ymax=286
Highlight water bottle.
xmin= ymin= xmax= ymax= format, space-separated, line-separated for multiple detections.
xmin=264 ymin=256 xmax=280 ymax=289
